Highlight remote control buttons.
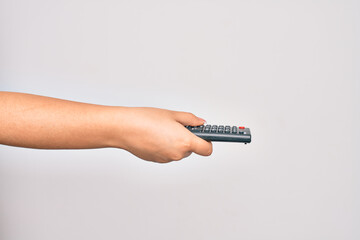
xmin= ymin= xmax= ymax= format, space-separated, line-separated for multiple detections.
xmin=204 ymin=125 xmax=211 ymax=133
xmin=225 ymin=126 xmax=231 ymax=134
xmin=211 ymin=125 xmax=218 ymax=133
xmin=232 ymin=126 xmax=237 ymax=134
xmin=186 ymin=124 xmax=249 ymax=135
xmin=185 ymin=124 xmax=251 ymax=143
xmin=218 ymin=125 xmax=224 ymax=133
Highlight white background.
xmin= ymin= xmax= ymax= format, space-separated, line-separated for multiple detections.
xmin=1 ymin=0 xmax=359 ymax=239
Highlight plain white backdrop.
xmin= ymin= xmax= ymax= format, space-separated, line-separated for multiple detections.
xmin=1 ymin=0 xmax=359 ymax=239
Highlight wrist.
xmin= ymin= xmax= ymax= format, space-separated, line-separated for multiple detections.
xmin=103 ymin=106 xmax=129 ymax=149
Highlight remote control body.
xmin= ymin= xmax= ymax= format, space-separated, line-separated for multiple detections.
xmin=185 ymin=125 xmax=251 ymax=143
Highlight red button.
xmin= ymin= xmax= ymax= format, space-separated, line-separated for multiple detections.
xmin=239 ymin=126 xmax=245 ymax=129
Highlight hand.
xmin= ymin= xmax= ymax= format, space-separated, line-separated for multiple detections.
xmin=111 ymin=107 xmax=213 ymax=163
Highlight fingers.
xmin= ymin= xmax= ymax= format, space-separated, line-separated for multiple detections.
xmin=174 ymin=111 xmax=206 ymax=126
xmin=190 ymin=136 xmax=213 ymax=156
xmin=174 ymin=111 xmax=212 ymax=157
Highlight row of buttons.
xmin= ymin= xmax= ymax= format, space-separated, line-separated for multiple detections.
xmin=186 ymin=125 xmax=247 ymax=134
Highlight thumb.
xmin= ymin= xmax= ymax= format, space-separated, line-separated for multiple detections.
xmin=174 ymin=111 xmax=206 ymax=126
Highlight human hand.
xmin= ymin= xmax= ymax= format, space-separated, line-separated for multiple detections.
xmin=111 ymin=107 xmax=213 ymax=163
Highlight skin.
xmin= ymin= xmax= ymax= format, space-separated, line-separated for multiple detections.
xmin=0 ymin=92 xmax=213 ymax=163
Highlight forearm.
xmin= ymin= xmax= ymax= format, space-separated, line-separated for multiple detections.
xmin=0 ymin=92 xmax=120 ymax=149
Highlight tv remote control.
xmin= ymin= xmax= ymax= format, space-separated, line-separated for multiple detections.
xmin=185 ymin=125 xmax=251 ymax=143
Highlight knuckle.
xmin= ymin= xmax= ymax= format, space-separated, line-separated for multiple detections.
xmin=170 ymin=153 xmax=183 ymax=161
xmin=168 ymin=137 xmax=193 ymax=161
xmin=180 ymin=137 xmax=192 ymax=150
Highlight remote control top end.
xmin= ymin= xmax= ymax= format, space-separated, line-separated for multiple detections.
xmin=185 ymin=125 xmax=251 ymax=143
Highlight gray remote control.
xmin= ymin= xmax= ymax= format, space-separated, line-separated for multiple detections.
xmin=185 ymin=125 xmax=251 ymax=143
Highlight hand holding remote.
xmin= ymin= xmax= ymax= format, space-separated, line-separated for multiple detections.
xmin=111 ymin=107 xmax=213 ymax=163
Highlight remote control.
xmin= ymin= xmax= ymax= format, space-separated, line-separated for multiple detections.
xmin=185 ymin=125 xmax=251 ymax=143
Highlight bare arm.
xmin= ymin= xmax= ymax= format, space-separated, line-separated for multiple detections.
xmin=0 ymin=92 xmax=212 ymax=163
